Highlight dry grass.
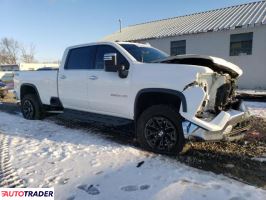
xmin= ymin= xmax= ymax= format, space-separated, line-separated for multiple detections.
xmin=0 ymin=92 xmax=16 ymax=103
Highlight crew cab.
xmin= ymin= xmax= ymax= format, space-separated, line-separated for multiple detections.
xmin=14 ymin=42 xmax=250 ymax=155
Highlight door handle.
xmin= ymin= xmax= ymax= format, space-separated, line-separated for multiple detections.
xmin=60 ymin=75 xmax=66 ymax=79
xmin=88 ymin=75 xmax=98 ymax=80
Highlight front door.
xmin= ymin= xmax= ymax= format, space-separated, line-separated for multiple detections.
xmin=86 ymin=45 xmax=131 ymax=118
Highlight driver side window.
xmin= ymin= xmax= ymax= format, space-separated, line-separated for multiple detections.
xmin=95 ymin=45 xmax=129 ymax=70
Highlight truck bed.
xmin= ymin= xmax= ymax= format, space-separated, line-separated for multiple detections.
xmin=14 ymin=70 xmax=58 ymax=105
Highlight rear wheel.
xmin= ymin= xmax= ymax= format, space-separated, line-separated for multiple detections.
xmin=21 ymin=94 xmax=44 ymax=120
xmin=137 ymin=105 xmax=184 ymax=155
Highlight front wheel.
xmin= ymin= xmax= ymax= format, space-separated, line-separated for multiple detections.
xmin=137 ymin=105 xmax=184 ymax=155
xmin=21 ymin=94 xmax=44 ymax=120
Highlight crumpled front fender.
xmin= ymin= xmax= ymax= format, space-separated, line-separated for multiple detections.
xmin=180 ymin=86 xmax=248 ymax=132
xmin=180 ymin=86 xmax=206 ymax=120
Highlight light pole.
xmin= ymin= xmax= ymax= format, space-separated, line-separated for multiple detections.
xmin=119 ymin=19 xmax=122 ymax=33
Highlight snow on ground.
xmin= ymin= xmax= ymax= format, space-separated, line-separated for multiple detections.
xmin=238 ymin=89 xmax=266 ymax=95
xmin=244 ymin=101 xmax=266 ymax=118
xmin=0 ymin=112 xmax=265 ymax=200
xmin=252 ymin=155 xmax=266 ymax=162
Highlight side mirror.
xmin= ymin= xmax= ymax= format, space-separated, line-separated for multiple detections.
xmin=104 ymin=53 xmax=117 ymax=72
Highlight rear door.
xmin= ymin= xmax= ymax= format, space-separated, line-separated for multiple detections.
xmin=58 ymin=46 xmax=96 ymax=110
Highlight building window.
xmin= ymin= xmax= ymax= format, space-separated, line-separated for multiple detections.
xmin=171 ymin=40 xmax=186 ymax=56
xmin=230 ymin=32 xmax=253 ymax=56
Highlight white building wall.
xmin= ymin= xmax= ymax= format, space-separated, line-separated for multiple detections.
xmin=142 ymin=26 xmax=266 ymax=89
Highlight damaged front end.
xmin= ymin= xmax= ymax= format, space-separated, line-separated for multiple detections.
xmin=181 ymin=72 xmax=250 ymax=141
xmin=160 ymin=55 xmax=250 ymax=141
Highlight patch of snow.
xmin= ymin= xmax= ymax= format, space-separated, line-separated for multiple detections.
xmin=253 ymin=157 xmax=266 ymax=163
xmin=244 ymin=101 xmax=266 ymax=118
xmin=252 ymin=154 xmax=266 ymax=163
xmin=0 ymin=112 xmax=265 ymax=200
xmin=238 ymin=89 xmax=266 ymax=95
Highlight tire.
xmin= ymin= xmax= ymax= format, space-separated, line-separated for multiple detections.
xmin=137 ymin=105 xmax=184 ymax=155
xmin=21 ymin=94 xmax=45 ymax=120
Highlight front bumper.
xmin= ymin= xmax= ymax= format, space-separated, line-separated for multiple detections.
xmin=181 ymin=86 xmax=250 ymax=141
xmin=182 ymin=107 xmax=250 ymax=141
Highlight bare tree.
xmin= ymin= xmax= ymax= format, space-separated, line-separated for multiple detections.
xmin=0 ymin=37 xmax=37 ymax=65
xmin=21 ymin=43 xmax=36 ymax=63
xmin=0 ymin=37 xmax=20 ymax=64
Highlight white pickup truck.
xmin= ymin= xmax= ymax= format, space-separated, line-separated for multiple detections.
xmin=14 ymin=42 xmax=249 ymax=154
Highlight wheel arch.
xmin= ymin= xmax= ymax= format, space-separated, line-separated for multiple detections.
xmin=20 ymin=83 xmax=42 ymax=104
xmin=134 ymin=88 xmax=187 ymax=120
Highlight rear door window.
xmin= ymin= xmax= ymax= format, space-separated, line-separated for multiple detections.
xmin=65 ymin=46 xmax=96 ymax=70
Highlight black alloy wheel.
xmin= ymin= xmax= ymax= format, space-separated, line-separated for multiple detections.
xmin=144 ymin=116 xmax=177 ymax=152
xmin=137 ymin=105 xmax=184 ymax=155
xmin=21 ymin=94 xmax=44 ymax=120
xmin=22 ymin=99 xmax=35 ymax=119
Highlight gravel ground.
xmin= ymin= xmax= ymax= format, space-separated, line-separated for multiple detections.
xmin=0 ymin=94 xmax=266 ymax=188
xmin=177 ymin=116 xmax=266 ymax=188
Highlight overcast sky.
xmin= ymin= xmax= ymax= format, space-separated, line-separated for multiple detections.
xmin=0 ymin=0 xmax=258 ymax=62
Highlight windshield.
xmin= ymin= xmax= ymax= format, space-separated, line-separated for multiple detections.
xmin=120 ymin=44 xmax=168 ymax=63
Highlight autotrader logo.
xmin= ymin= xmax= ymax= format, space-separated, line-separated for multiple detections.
xmin=0 ymin=188 xmax=54 ymax=200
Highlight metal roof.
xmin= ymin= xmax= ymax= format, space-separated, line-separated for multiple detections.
xmin=103 ymin=1 xmax=266 ymax=42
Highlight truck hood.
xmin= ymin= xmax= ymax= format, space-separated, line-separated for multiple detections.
xmin=155 ymin=54 xmax=243 ymax=78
